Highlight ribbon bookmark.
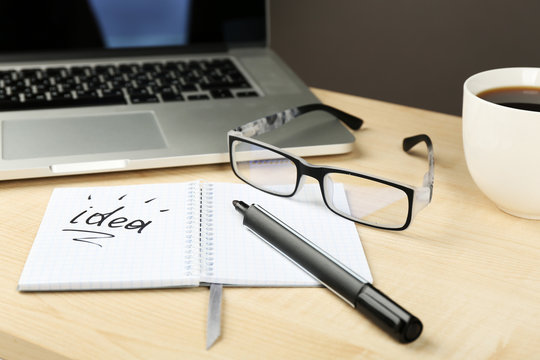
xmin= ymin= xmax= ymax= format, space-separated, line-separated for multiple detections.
xmin=206 ymin=283 xmax=223 ymax=350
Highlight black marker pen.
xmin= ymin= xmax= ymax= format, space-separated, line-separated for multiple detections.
xmin=233 ymin=200 xmax=422 ymax=343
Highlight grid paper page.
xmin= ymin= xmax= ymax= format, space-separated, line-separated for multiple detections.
xmin=18 ymin=182 xmax=200 ymax=291
xmin=201 ymin=182 xmax=372 ymax=286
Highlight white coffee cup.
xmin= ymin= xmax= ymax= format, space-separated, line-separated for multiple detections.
xmin=463 ymin=67 xmax=540 ymax=219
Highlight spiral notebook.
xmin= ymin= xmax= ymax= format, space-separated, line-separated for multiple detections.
xmin=18 ymin=181 xmax=372 ymax=291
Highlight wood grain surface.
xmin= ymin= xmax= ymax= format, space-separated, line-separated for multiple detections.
xmin=1 ymin=88 xmax=538 ymax=359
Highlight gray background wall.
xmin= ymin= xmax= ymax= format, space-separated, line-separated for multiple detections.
xmin=269 ymin=0 xmax=540 ymax=115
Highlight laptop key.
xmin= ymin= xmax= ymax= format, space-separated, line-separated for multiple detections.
xmin=199 ymin=82 xmax=229 ymax=90
xmin=164 ymin=62 xmax=180 ymax=70
xmin=75 ymin=90 xmax=100 ymax=103
xmin=210 ymin=89 xmax=233 ymax=99
xmin=178 ymin=84 xmax=198 ymax=92
xmin=236 ymin=91 xmax=259 ymax=98
xmin=45 ymin=67 xmax=67 ymax=77
xmin=70 ymin=66 xmax=91 ymax=76
xmin=118 ymin=64 xmax=135 ymax=74
xmin=21 ymin=69 xmax=43 ymax=81
xmin=161 ymin=92 xmax=184 ymax=102
xmin=94 ymin=65 xmax=111 ymax=74
xmin=157 ymin=86 xmax=178 ymax=98
xmin=130 ymin=94 xmax=159 ymax=104
xmin=22 ymin=96 xmax=50 ymax=109
xmin=187 ymin=94 xmax=210 ymax=101
xmin=100 ymin=89 xmax=126 ymax=104
xmin=0 ymin=96 xmax=24 ymax=110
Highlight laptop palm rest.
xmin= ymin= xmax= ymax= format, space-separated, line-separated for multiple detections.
xmin=2 ymin=112 xmax=167 ymax=160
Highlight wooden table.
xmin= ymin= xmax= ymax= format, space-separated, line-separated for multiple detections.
xmin=1 ymin=89 xmax=539 ymax=359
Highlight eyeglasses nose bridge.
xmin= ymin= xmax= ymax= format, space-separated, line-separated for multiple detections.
xmin=296 ymin=162 xmax=327 ymax=193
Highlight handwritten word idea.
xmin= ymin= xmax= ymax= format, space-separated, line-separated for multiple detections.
xmin=63 ymin=194 xmax=170 ymax=247
xmin=70 ymin=206 xmax=152 ymax=233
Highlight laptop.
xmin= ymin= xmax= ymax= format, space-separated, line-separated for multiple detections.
xmin=0 ymin=0 xmax=355 ymax=180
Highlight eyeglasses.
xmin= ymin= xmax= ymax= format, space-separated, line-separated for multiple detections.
xmin=227 ymin=103 xmax=434 ymax=230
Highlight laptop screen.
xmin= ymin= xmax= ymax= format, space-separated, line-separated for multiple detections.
xmin=0 ymin=0 xmax=266 ymax=57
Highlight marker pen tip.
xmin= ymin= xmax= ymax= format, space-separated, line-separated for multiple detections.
xmin=232 ymin=200 xmax=249 ymax=213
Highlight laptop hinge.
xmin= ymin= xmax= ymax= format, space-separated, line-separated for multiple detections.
xmin=0 ymin=44 xmax=229 ymax=64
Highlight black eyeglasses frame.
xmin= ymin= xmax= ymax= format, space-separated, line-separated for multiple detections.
xmin=227 ymin=104 xmax=433 ymax=231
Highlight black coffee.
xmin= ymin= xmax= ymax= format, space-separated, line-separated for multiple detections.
xmin=477 ymin=86 xmax=540 ymax=112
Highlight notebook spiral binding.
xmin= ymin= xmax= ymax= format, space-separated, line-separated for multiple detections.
xmin=201 ymin=183 xmax=215 ymax=277
xmin=184 ymin=182 xmax=199 ymax=277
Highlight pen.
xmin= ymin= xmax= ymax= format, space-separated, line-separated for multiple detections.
xmin=233 ymin=200 xmax=423 ymax=343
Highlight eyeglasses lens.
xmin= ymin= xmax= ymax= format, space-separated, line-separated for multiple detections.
xmin=323 ymin=173 xmax=409 ymax=228
xmin=231 ymin=139 xmax=297 ymax=196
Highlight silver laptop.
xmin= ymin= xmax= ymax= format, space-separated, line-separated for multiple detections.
xmin=0 ymin=0 xmax=355 ymax=180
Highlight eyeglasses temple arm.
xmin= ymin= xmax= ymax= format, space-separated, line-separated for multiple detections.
xmin=296 ymin=104 xmax=363 ymax=130
xmin=403 ymin=134 xmax=434 ymax=200
xmin=231 ymin=103 xmax=363 ymax=138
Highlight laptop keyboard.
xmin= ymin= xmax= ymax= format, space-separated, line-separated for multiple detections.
xmin=0 ymin=58 xmax=259 ymax=111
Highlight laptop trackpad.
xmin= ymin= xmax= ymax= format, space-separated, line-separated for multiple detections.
xmin=2 ymin=112 xmax=167 ymax=160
